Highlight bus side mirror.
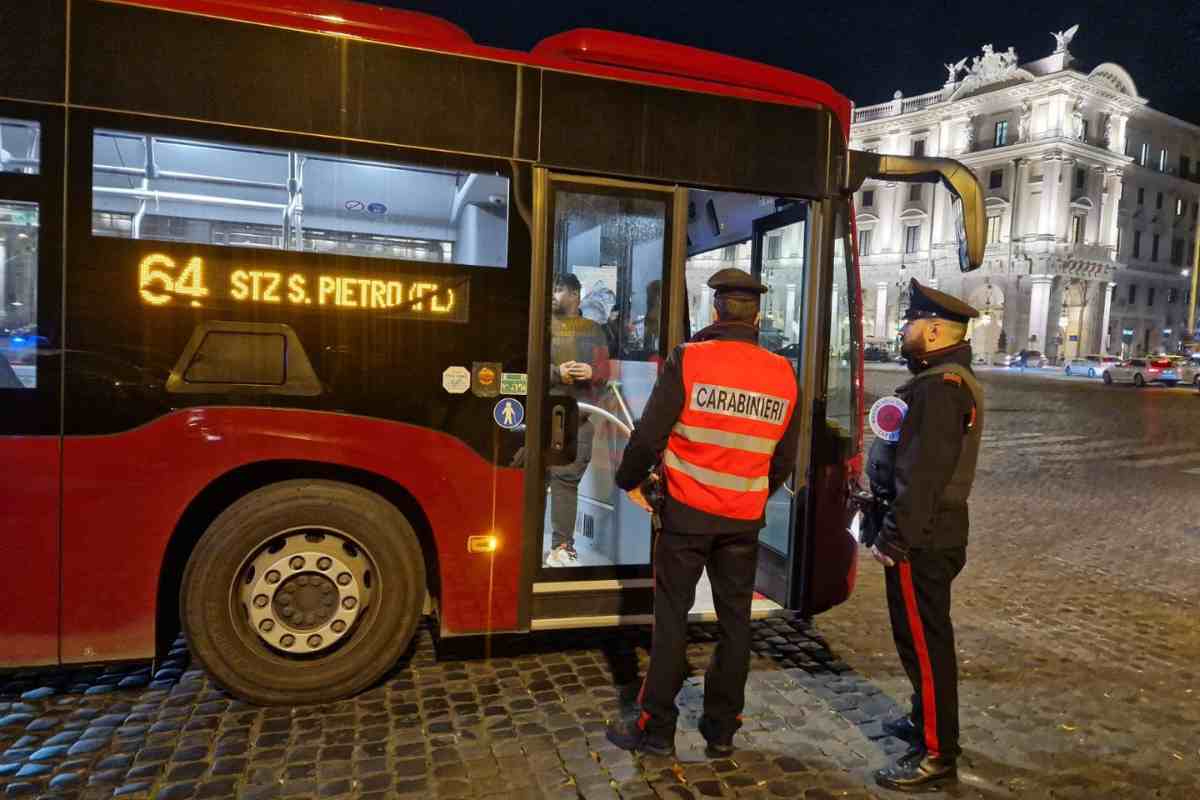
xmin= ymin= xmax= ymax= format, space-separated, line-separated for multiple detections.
xmin=846 ymin=151 xmax=986 ymax=272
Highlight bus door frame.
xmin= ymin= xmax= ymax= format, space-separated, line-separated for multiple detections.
xmin=517 ymin=169 xmax=687 ymax=632
xmin=0 ymin=100 xmax=66 ymax=666
xmin=743 ymin=199 xmax=834 ymax=609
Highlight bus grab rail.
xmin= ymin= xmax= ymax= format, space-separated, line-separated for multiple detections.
xmin=575 ymin=401 xmax=795 ymax=497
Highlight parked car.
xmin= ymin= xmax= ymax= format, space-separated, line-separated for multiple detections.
xmin=1166 ymin=355 xmax=1200 ymax=387
xmin=863 ymin=345 xmax=891 ymax=362
xmin=1010 ymin=350 xmax=1046 ymax=369
xmin=991 ymin=352 xmax=1015 ymax=366
xmin=1065 ymin=354 xmax=1120 ymax=377
xmin=1102 ymin=357 xmax=1180 ymax=387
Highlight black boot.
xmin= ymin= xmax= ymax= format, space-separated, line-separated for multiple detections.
xmin=698 ymin=717 xmax=735 ymax=758
xmin=875 ymin=752 xmax=957 ymax=792
xmin=881 ymin=715 xmax=922 ymax=744
xmin=605 ymin=719 xmax=674 ymax=757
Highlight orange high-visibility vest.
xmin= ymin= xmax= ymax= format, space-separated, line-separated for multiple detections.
xmin=664 ymin=339 xmax=798 ymax=520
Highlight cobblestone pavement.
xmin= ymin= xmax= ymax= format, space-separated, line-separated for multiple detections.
xmin=2 ymin=366 xmax=1198 ymax=799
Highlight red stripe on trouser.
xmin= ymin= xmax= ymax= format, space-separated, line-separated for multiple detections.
xmin=898 ymin=561 xmax=940 ymax=757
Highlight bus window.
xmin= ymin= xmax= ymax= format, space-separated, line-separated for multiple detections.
xmin=0 ymin=118 xmax=39 ymax=175
xmin=543 ymin=187 xmax=669 ymax=569
xmin=91 ymin=130 xmax=510 ymax=269
xmin=0 ymin=201 xmax=39 ymax=389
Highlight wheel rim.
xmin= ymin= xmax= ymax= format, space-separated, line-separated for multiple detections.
xmin=236 ymin=527 xmax=376 ymax=657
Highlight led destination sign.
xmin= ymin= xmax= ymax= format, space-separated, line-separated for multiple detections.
xmin=136 ymin=253 xmax=468 ymax=322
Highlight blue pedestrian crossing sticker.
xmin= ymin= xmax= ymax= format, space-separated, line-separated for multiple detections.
xmin=869 ymin=396 xmax=908 ymax=443
xmin=493 ymin=398 xmax=525 ymax=430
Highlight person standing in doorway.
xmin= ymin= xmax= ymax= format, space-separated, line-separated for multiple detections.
xmin=605 ymin=268 xmax=802 ymax=757
xmin=545 ymin=273 xmax=610 ymax=567
xmin=867 ymin=278 xmax=983 ymax=791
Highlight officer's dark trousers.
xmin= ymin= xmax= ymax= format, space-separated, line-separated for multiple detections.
xmin=639 ymin=529 xmax=758 ymax=741
xmin=885 ymin=546 xmax=967 ymax=759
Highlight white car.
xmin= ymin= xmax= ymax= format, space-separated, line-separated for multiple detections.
xmin=1102 ymin=357 xmax=1180 ymax=387
xmin=1166 ymin=355 xmax=1200 ymax=387
xmin=1064 ymin=354 xmax=1120 ymax=378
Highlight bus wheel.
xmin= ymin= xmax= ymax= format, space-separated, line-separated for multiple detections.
xmin=181 ymin=480 xmax=425 ymax=705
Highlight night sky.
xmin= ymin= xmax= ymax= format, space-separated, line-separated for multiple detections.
xmin=379 ymin=0 xmax=1200 ymax=124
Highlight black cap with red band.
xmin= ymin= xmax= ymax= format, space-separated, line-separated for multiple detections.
xmin=904 ymin=278 xmax=979 ymax=324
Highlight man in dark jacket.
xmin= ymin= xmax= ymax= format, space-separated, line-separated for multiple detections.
xmin=867 ymin=279 xmax=983 ymax=791
xmin=605 ymin=268 xmax=803 ymax=758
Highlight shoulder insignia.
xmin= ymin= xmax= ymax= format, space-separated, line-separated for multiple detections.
xmin=942 ymin=372 xmax=963 ymax=386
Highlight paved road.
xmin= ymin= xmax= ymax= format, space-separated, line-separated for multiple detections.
xmin=1 ymin=364 xmax=1197 ymax=799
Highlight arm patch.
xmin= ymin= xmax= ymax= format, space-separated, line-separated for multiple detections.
xmin=942 ymin=372 xmax=963 ymax=386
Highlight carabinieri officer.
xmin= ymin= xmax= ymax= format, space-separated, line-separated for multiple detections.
xmin=868 ymin=278 xmax=984 ymax=791
xmin=605 ymin=268 xmax=802 ymax=758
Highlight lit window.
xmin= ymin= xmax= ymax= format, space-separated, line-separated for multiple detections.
xmin=0 ymin=201 xmax=39 ymax=389
xmin=859 ymin=228 xmax=873 ymax=256
xmin=994 ymin=120 xmax=1008 ymax=147
xmin=1139 ymin=142 xmax=1150 ymax=166
xmin=1177 ymin=198 xmax=1185 ymax=216
xmin=986 ymin=215 xmax=1001 ymax=244
xmin=0 ymin=118 xmax=40 ymax=175
xmin=91 ymin=129 xmax=511 ymax=269
xmin=1070 ymin=216 xmax=1083 ymax=244
xmin=766 ymin=235 xmax=782 ymax=260
xmin=1159 ymin=149 xmax=1169 ymax=172
xmin=904 ymin=224 xmax=921 ymax=254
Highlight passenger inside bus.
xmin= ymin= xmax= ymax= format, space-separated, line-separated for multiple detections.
xmin=544 ymin=273 xmax=610 ymax=567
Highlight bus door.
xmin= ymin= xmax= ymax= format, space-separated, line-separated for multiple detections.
xmin=521 ymin=171 xmax=682 ymax=629
xmin=751 ymin=200 xmax=857 ymax=614
xmin=681 ymin=193 xmax=855 ymax=614
xmin=747 ymin=202 xmax=810 ymax=606
xmin=0 ymin=106 xmax=63 ymax=666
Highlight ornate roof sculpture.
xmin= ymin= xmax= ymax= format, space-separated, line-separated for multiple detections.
xmin=950 ymin=44 xmax=1036 ymax=99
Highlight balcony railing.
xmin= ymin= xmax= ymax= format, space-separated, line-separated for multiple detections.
xmin=852 ymin=87 xmax=951 ymax=124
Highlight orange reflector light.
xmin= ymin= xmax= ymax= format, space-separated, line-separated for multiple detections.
xmin=467 ymin=535 xmax=499 ymax=554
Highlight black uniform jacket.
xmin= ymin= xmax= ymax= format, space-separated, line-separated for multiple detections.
xmin=874 ymin=343 xmax=976 ymax=557
xmin=614 ymin=321 xmax=803 ymax=534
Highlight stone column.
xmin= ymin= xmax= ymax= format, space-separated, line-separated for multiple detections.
xmin=1008 ymin=158 xmax=1028 ymax=242
xmin=875 ymin=281 xmax=888 ymax=340
xmin=1108 ymin=113 xmax=1129 ymax=155
xmin=1039 ymin=155 xmax=1064 ymax=238
xmin=1028 ymin=274 xmax=1055 ymax=350
xmin=1057 ymin=156 xmax=1076 ymax=241
xmin=1099 ymin=281 xmax=1116 ymax=353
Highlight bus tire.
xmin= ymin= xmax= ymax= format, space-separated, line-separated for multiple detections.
xmin=180 ymin=479 xmax=425 ymax=705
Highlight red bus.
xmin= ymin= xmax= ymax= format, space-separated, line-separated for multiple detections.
xmin=0 ymin=0 xmax=984 ymax=704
